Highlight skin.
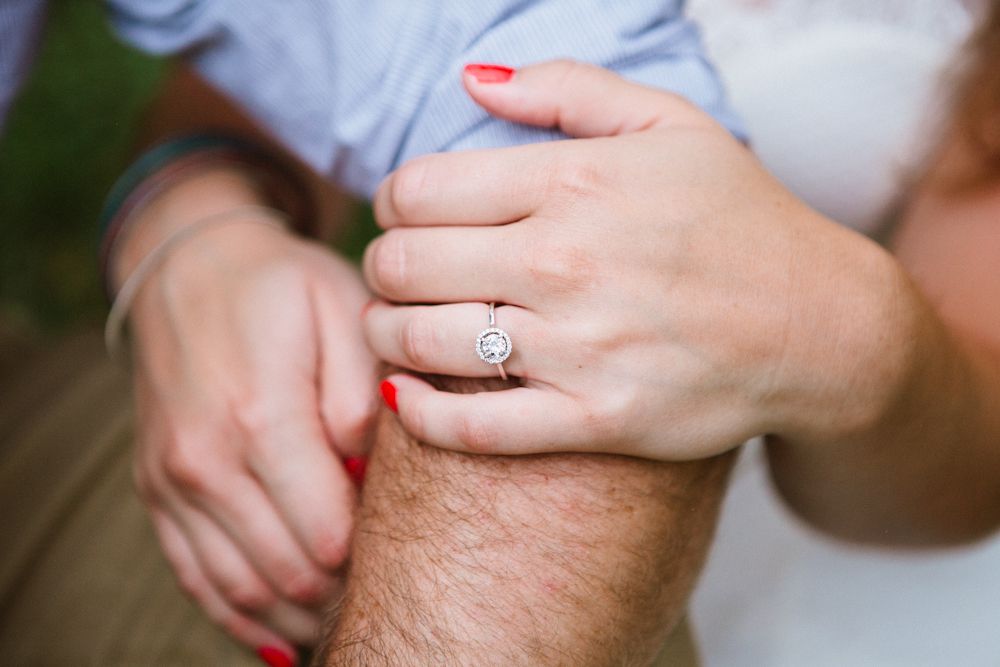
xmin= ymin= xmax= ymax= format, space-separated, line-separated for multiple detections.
xmin=114 ymin=55 xmax=1000 ymax=661
xmin=769 ymin=140 xmax=1000 ymax=544
xmin=367 ymin=60 xmax=1000 ymax=546
xmin=316 ymin=373 xmax=736 ymax=667
xmin=116 ymin=167 xmax=377 ymax=658
xmin=119 ymin=163 xmax=738 ymax=665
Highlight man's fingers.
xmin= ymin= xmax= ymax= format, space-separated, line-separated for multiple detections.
xmin=384 ymin=373 xmax=591 ymax=455
xmin=463 ymin=59 xmax=714 ymax=138
xmin=373 ymin=143 xmax=557 ymax=228
xmin=149 ymin=510 xmax=300 ymax=660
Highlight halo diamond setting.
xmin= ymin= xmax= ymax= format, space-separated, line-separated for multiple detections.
xmin=476 ymin=327 xmax=512 ymax=365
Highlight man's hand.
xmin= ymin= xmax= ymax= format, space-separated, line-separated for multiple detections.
xmin=119 ymin=167 xmax=378 ymax=658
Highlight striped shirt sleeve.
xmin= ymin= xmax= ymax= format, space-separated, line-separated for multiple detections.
xmin=107 ymin=0 xmax=744 ymax=198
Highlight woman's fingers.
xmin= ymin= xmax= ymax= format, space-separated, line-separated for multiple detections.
xmin=173 ymin=504 xmax=322 ymax=644
xmin=149 ymin=510 xmax=300 ymax=662
xmin=310 ymin=254 xmax=379 ymax=457
xmin=364 ymin=302 xmax=544 ymax=378
xmin=363 ymin=225 xmax=521 ymax=303
xmin=373 ymin=142 xmax=559 ymax=229
xmin=384 ymin=373 xmax=593 ymax=455
xmin=243 ymin=408 xmax=357 ymax=574
xmin=168 ymin=460 xmax=337 ymax=607
xmin=462 ymin=59 xmax=714 ymax=138
xmin=371 ymin=60 xmax=715 ymax=233
xmin=236 ymin=277 xmax=360 ymax=572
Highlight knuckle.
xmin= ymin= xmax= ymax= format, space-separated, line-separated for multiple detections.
xmin=163 ymin=441 xmax=211 ymax=493
xmin=231 ymin=395 xmax=300 ymax=460
xmin=309 ymin=529 xmax=351 ymax=570
xmin=399 ymin=312 xmax=439 ymax=370
xmin=322 ymin=399 xmax=375 ymax=449
xmin=554 ymin=157 xmax=608 ymax=199
xmin=454 ymin=411 xmax=500 ymax=453
xmin=369 ymin=232 xmax=409 ymax=296
xmin=525 ymin=241 xmax=595 ymax=296
xmin=222 ymin=580 xmax=275 ymax=613
xmin=388 ymin=158 xmax=431 ymax=221
xmin=582 ymin=387 xmax=637 ymax=441
xmin=280 ymin=569 xmax=328 ymax=605
xmin=575 ymin=318 xmax=617 ymax=358
xmin=230 ymin=394 xmax=272 ymax=439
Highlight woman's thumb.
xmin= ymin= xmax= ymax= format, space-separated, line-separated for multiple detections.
xmin=462 ymin=59 xmax=711 ymax=138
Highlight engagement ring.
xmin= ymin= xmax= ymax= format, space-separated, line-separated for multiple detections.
xmin=476 ymin=302 xmax=512 ymax=379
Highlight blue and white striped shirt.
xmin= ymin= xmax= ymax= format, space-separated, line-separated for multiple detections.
xmin=3 ymin=1 xmax=743 ymax=197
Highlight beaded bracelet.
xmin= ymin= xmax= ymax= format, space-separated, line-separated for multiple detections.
xmin=98 ymin=133 xmax=316 ymax=300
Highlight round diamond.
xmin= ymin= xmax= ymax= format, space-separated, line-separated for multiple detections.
xmin=476 ymin=327 xmax=512 ymax=365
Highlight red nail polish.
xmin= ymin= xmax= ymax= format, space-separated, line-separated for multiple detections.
xmin=258 ymin=646 xmax=294 ymax=667
xmin=379 ymin=379 xmax=398 ymax=414
xmin=465 ymin=63 xmax=515 ymax=83
xmin=343 ymin=456 xmax=368 ymax=485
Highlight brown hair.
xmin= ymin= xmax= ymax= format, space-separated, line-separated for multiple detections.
xmin=948 ymin=0 xmax=1000 ymax=190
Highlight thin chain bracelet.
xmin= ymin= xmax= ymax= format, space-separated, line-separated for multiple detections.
xmin=104 ymin=205 xmax=289 ymax=362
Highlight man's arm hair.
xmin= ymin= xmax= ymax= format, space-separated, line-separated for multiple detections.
xmin=316 ymin=374 xmax=735 ymax=666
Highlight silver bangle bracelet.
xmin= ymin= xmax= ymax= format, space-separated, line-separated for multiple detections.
xmin=104 ymin=205 xmax=289 ymax=361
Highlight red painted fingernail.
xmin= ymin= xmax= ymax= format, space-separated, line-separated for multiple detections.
xmin=465 ymin=63 xmax=515 ymax=83
xmin=257 ymin=646 xmax=294 ymax=667
xmin=379 ymin=379 xmax=398 ymax=413
xmin=343 ymin=456 xmax=368 ymax=486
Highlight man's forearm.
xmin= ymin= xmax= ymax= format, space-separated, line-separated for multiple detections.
xmin=317 ymin=375 xmax=735 ymax=666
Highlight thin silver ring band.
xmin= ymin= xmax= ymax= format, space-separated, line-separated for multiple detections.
xmin=475 ymin=302 xmax=512 ymax=380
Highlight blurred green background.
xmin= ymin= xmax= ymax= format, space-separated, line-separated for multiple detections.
xmin=0 ymin=3 xmax=379 ymax=340
xmin=0 ymin=2 xmax=166 ymax=335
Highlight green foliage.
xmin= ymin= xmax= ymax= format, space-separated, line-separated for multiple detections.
xmin=0 ymin=2 xmax=166 ymax=332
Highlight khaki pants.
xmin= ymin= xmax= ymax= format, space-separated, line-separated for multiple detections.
xmin=0 ymin=331 xmax=698 ymax=666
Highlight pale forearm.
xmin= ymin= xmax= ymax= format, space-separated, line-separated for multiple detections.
xmin=768 ymin=255 xmax=1000 ymax=545
xmin=319 ymin=377 xmax=735 ymax=666
xmin=112 ymin=166 xmax=270 ymax=286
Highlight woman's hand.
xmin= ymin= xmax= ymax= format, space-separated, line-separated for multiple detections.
xmin=119 ymin=169 xmax=377 ymax=660
xmin=363 ymin=61 xmax=902 ymax=461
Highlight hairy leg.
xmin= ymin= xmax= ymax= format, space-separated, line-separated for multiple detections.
xmin=316 ymin=375 xmax=736 ymax=666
